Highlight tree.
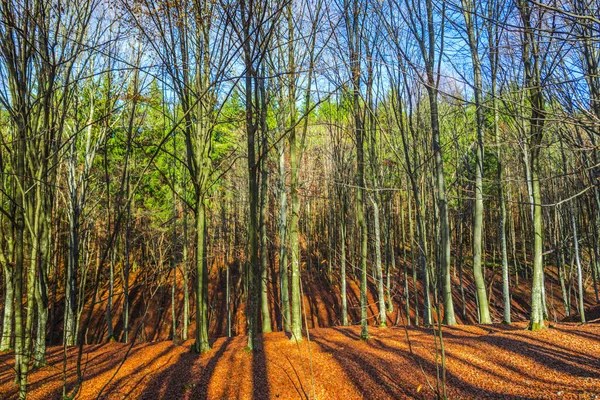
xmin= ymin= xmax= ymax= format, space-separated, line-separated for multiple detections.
xmin=459 ymin=0 xmax=492 ymax=324
xmin=517 ymin=0 xmax=551 ymax=331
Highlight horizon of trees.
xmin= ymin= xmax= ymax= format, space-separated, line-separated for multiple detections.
xmin=1 ymin=0 xmax=599 ymax=397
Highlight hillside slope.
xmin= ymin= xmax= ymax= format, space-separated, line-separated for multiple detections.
xmin=75 ymin=257 xmax=596 ymax=344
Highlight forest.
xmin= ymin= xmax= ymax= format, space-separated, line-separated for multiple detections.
xmin=0 ymin=0 xmax=599 ymax=398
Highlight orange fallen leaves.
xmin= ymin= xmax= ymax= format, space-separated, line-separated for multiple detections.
xmin=0 ymin=322 xmax=599 ymax=399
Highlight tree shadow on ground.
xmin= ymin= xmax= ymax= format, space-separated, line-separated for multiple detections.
xmin=551 ymin=324 xmax=600 ymax=342
xmin=311 ymin=325 xmax=600 ymax=399
xmin=311 ymin=331 xmax=510 ymax=399
xmin=137 ymin=338 xmax=231 ymax=399
xmin=252 ymin=335 xmax=270 ymax=400
xmin=474 ymin=332 xmax=600 ymax=379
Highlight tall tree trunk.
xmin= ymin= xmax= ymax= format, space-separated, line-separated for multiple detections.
xmin=277 ymin=140 xmax=290 ymax=332
xmin=289 ymin=100 xmax=302 ymax=342
xmin=518 ymin=0 xmax=547 ymax=331
xmin=14 ymin=122 xmax=27 ymax=397
xmin=400 ymin=198 xmax=410 ymax=323
xmin=570 ymin=203 xmax=586 ymax=323
xmin=357 ymin=179 xmax=369 ymax=339
xmin=107 ymin=244 xmax=116 ymax=341
xmin=421 ymin=0 xmax=456 ymax=326
xmin=244 ymin=9 xmax=262 ymax=348
xmin=386 ymin=204 xmax=395 ymax=314
xmin=493 ymin=76 xmax=511 ymax=325
xmin=65 ymin=198 xmax=79 ymax=346
xmin=462 ymin=0 xmax=491 ymax=325
xmin=183 ymin=183 xmax=190 ymax=341
xmin=287 ymin=1 xmax=304 ymax=341
xmin=171 ymin=168 xmax=177 ymax=341
xmin=260 ymin=153 xmax=272 ymax=333
xmin=122 ymin=182 xmax=131 ymax=343
xmin=0 ymin=252 xmax=14 ymax=351
xmin=346 ymin=0 xmax=370 ymax=339
xmin=530 ymin=159 xmax=545 ymax=330
xmin=340 ymin=204 xmax=348 ymax=326
xmin=370 ymin=196 xmax=387 ymax=326
xmin=194 ymin=199 xmax=210 ymax=352
xmin=554 ymin=208 xmax=570 ymax=316
xmin=226 ymin=211 xmax=232 ymax=338
xmin=456 ymin=192 xmax=467 ymax=320
xmin=425 ymin=89 xmax=444 ymax=326
xmin=192 ymin=16 xmax=213 ymax=352
xmin=34 ymin=212 xmax=50 ymax=366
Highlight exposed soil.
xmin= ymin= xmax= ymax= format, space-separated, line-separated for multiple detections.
xmin=1 ymin=322 xmax=599 ymax=399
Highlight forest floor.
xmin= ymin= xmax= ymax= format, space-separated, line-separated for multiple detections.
xmin=1 ymin=322 xmax=599 ymax=399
